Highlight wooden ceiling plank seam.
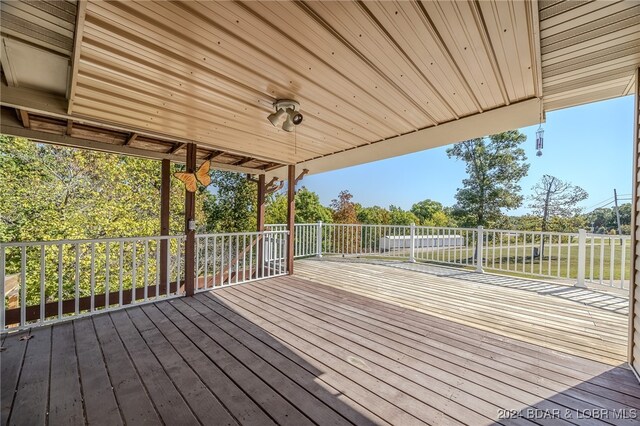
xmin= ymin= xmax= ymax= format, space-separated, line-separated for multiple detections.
xmin=1 ymin=2 xmax=75 ymax=36
xmin=435 ymin=0 xmax=504 ymax=108
xmin=541 ymin=6 xmax=640 ymax=51
xmin=477 ymin=0 xmax=519 ymax=101
xmin=0 ymin=84 xmax=278 ymax=161
xmin=104 ymin=1 xmax=407 ymax=138
xmin=306 ymin=0 xmax=453 ymax=123
xmin=170 ymin=0 xmax=416 ymax=133
xmin=66 ymin=0 xmax=86 ymax=115
xmin=507 ymin=0 xmax=536 ymax=100
xmin=526 ymin=0 xmax=544 ymax=98
xmin=541 ymin=24 xmax=640 ymax=63
xmin=74 ymin=75 xmax=351 ymax=155
xmin=543 ymin=55 xmax=640 ymax=85
xmin=24 ymin=0 xmax=77 ymax=25
xmin=540 ymin=0 xmax=634 ymax=36
xmin=357 ymin=0 xmax=466 ymax=119
xmin=80 ymin=11 xmax=396 ymax=143
xmin=71 ymin=100 xmax=311 ymax=163
xmin=543 ymin=74 xmax=633 ymax=98
xmin=220 ymin=0 xmax=426 ymax=132
xmin=294 ymin=0 xmax=449 ymax=123
xmin=75 ymin=63 xmax=360 ymax=152
xmin=543 ymin=39 xmax=640 ymax=75
xmin=0 ymin=12 xmax=73 ymax=53
xmin=414 ymin=0 xmax=485 ymax=113
xmin=539 ymin=0 xmax=592 ymax=21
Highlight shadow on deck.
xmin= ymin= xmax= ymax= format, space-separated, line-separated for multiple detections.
xmin=1 ymin=259 xmax=638 ymax=425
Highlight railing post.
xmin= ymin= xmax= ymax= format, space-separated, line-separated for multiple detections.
xmin=316 ymin=221 xmax=323 ymax=257
xmin=409 ymin=223 xmax=416 ymax=263
xmin=476 ymin=225 xmax=484 ymax=273
xmin=576 ymin=229 xmax=587 ymax=288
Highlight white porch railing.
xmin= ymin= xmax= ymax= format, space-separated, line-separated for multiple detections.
xmin=269 ymin=223 xmax=631 ymax=290
xmin=1 ymin=235 xmax=185 ymax=330
xmin=1 ymin=229 xmax=289 ymax=331
xmin=194 ymin=230 xmax=289 ymax=292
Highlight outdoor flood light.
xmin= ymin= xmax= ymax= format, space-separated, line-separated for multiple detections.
xmin=268 ymin=99 xmax=303 ymax=132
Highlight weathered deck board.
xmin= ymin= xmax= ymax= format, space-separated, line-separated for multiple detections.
xmin=294 ymin=260 xmax=629 ymax=364
xmin=1 ymin=260 xmax=638 ymax=425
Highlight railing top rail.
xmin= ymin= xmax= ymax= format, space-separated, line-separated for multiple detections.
xmin=0 ymin=234 xmax=185 ymax=248
xmin=196 ymin=230 xmax=289 ymax=238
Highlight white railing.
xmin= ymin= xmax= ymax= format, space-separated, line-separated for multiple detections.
xmin=272 ymin=222 xmax=631 ymax=290
xmin=194 ymin=229 xmax=289 ymax=292
xmin=1 ymin=235 xmax=185 ymax=330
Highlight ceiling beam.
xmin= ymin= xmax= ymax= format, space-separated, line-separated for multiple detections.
xmin=17 ymin=109 xmax=30 ymax=128
xmin=206 ymin=150 xmax=225 ymax=161
xmin=234 ymin=157 xmax=254 ymax=166
xmin=0 ymin=108 xmax=265 ymax=175
xmin=124 ymin=133 xmax=138 ymax=146
xmin=66 ymin=120 xmax=73 ymax=136
xmin=266 ymin=98 xmax=542 ymax=180
xmin=168 ymin=142 xmax=186 ymax=154
xmin=67 ymin=0 xmax=88 ymax=115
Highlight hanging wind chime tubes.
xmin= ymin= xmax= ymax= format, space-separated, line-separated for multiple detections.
xmin=536 ymin=126 xmax=544 ymax=157
xmin=536 ymin=99 xmax=544 ymax=157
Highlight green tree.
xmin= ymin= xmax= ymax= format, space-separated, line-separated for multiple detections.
xmin=357 ymin=205 xmax=391 ymax=224
xmin=265 ymin=187 xmax=332 ymax=224
xmin=528 ymin=174 xmax=588 ymax=232
xmin=446 ymin=131 xmax=529 ymax=226
xmin=203 ymin=171 xmax=257 ymax=233
xmin=388 ymin=205 xmax=419 ymax=225
xmin=331 ymin=190 xmax=358 ymax=224
xmin=410 ymin=199 xmax=443 ymax=224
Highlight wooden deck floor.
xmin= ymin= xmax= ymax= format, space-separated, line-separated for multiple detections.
xmin=2 ymin=260 xmax=639 ymax=425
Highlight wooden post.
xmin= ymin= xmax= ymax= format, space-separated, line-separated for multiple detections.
xmin=287 ymin=165 xmax=295 ymax=275
xmin=159 ymin=159 xmax=170 ymax=287
xmin=257 ymin=174 xmax=266 ymax=277
xmin=184 ymin=144 xmax=196 ymax=296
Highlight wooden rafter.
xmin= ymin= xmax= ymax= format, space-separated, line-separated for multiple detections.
xmin=66 ymin=120 xmax=73 ymax=136
xmin=17 ymin=109 xmax=30 ymax=128
xmin=168 ymin=142 xmax=186 ymax=154
xmin=124 ymin=133 xmax=138 ymax=146
xmin=206 ymin=150 xmax=225 ymax=161
xmin=234 ymin=157 xmax=254 ymax=166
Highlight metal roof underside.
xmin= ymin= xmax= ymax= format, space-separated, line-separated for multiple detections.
xmin=0 ymin=0 xmax=638 ymax=176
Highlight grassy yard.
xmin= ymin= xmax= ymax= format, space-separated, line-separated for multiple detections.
xmin=353 ymin=238 xmax=631 ymax=286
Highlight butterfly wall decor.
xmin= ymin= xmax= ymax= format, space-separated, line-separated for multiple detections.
xmin=174 ymin=160 xmax=212 ymax=192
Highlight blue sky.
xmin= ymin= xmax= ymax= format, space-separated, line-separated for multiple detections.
xmin=301 ymin=95 xmax=635 ymax=215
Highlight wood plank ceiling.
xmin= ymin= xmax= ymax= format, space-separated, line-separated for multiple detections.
xmin=69 ymin=0 xmax=540 ymax=166
xmin=540 ymin=0 xmax=640 ymax=111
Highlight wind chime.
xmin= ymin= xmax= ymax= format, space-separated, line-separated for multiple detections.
xmin=536 ymin=100 xmax=544 ymax=157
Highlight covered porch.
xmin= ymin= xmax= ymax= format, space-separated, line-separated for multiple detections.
xmin=2 ymin=259 xmax=638 ymax=425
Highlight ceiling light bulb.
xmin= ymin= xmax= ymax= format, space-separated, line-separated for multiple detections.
xmin=282 ymin=109 xmax=295 ymax=132
xmin=267 ymin=108 xmax=287 ymax=127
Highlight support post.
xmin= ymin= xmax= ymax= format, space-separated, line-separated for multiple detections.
xmin=287 ymin=165 xmax=295 ymax=275
xmin=184 ymin=143 xmax=196 ymax=296
xmin=476 ymin=226 xmax=484 ymax=273
xmin=575 ymin=229 xmax=587 ymax=288
xmin=159 ymin=159 xmax=170 ymax=287
xmin=257 ymin=174 xmax=265 ymax=277
xmin=409 ymin=223 xmax=416 ymax=263
xmin=316 ymin=221 xmax=323 ymax=258
xmin=629 ymin=67 xmax=639 ymax=375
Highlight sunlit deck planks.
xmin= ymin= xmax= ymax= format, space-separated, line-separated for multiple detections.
xmin=295 ymin=259 xmax=630 ymax=365
xmin=1 ymin=260 xmax=638 ymax=425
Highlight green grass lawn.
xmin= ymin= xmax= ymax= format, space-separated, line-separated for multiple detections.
xmin=349 ymin=239 xmax=631 ymax=285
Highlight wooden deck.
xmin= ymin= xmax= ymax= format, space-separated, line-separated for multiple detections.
xmin=2 ymin=260 xmax=639 ymax=425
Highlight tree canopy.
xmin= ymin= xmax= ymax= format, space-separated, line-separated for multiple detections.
xmin=528 ymin=174 xmax=588 ymax=232
xmin=446 ymin=131 xmax=529 ymax=227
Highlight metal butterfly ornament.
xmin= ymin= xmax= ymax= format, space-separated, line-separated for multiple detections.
xmin=174 ymin=160 xmax=212 ymax=192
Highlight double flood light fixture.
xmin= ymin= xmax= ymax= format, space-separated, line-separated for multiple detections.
xmin=267 ymin=99 xmax=303 ymax=132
